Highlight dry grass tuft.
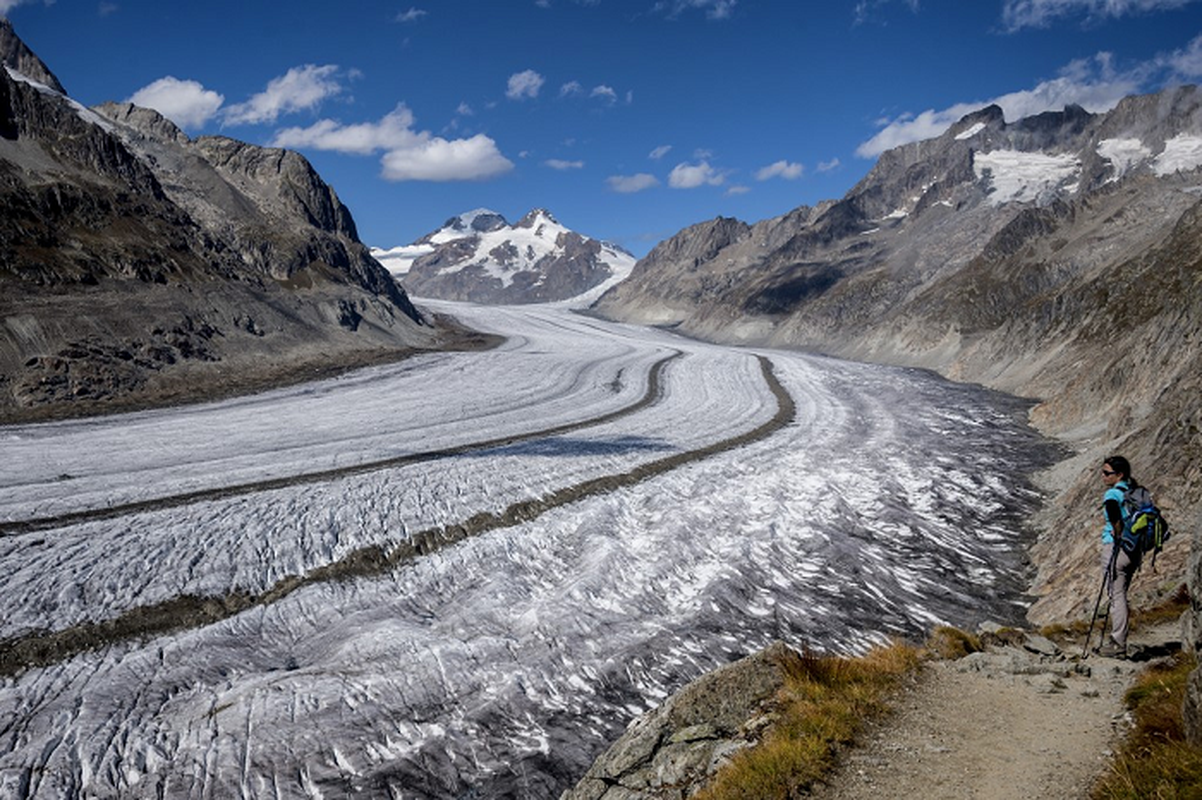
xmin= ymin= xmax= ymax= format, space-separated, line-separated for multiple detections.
xmin=924 ymin=625 xmax=982 ymax=660
xmin=692 ymin=641 xmax=919 ymax=800
xmin=1092 ymin=651 xmax=1202 ymax=799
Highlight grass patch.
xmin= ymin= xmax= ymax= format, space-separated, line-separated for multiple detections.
xmin=691 ymin=641 xmax=920 ymax=800
xmin=925 ymin=625 xmax=982 ymax=660
xmin=1092 ymin=651 xmax=1202 ymax=799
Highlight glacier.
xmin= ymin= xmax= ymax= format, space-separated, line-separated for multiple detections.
xmin=0 ymin=301 xmax=1054 ymax=798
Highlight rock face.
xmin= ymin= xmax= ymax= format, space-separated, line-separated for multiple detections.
xmin=0 ymin=20 xmax=440 ymax=421
xmin=591 ymin=87 xmax=1202 ymax=736
xmin=373 ymin=208 xmax=637 ymax=304
xmin=562 ymin=642 xmax=803 ymax=800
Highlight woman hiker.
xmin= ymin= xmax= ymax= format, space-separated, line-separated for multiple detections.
xmin=1096 ymin=455 xmax=1140 ymax=659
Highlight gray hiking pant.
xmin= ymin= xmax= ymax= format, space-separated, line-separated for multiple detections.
xmin=1102 ymin=542 xmax=1140 ymax=647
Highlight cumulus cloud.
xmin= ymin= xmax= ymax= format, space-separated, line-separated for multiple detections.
xmin=381 ymin=135 xmax=514 ymax=181
xmin=126 ymin=76 xmax=224 ymax=129
xmin=545 ymin=158 xmax=585 ymax=170
xmin=223 ymin=64 xmax=344 ymax=126
xmin=1001 ymin=0 xmax=1197 ymax=31
xmin=272 ymin=105 xmax=420 ymax=154
xmin=271 ymin=104 xmax=513 ymax=182
xmin=560 ymin=80 xmax=584 ymax=97
xmin=755 ymin=160 xmax=804 ymax=180
xmin=607 ymin=173 xmax=660 ymax=193
xmin=818 ymin=158 xmax=842 ymax=172
xmin=649 ymin=144 xmax=673 ymax=160
xmin=507 ymin=69 xmax=545 ymax=100
xmin=855 ymin=52 xmax=1145 ymax=157
xmin=668 ymin=161 xmax=724 ymax=188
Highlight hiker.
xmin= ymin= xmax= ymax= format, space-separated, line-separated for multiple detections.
xmin=1097 ymin=455 xmax=1139 ymax=658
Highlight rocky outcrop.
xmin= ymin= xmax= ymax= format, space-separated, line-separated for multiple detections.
xmin=0 ymin=18 xmax=64 ymax=93
xmin=562 ymin=642 xmax=803 ymax=800
xmin=0 ymin=21 xmax=444 ymax=422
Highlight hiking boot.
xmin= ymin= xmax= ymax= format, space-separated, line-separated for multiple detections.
xmin=1094 ymin=640 xmax=1128 ymax=659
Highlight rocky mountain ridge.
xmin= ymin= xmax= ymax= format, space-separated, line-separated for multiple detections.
xmin=373 ymin=207 xmax=636 ymax=304
xmin=590 ymin=86 xmax=1202 ymax=740
xmin=0 ymin=20 xmax=457 ymax=422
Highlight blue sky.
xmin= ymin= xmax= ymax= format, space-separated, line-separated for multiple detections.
xmin=5 ymin=0 xmax=1202 ymax=256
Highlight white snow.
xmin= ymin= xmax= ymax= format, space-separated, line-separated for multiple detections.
xmin=1098 ymin=137 xmax=1152 ymax=182
xmin=955 ymin=122 xmax=986 ymax=141
xmin=370 ymin=243 xmax=435 ymax=276
xmin=370 ymin=209 xmax=636 ymax=297
xmin=1154 ymin=133 xmax=1202 ymax=176
xmin=0 ymin=301 xmax=1048 ymax=798
xmin=973 ymin=149 xmax=1081 ymax=205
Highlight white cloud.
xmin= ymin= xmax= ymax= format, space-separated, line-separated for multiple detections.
xmin=725 ymin=185 xmax=751 ymax=195
xmin=507 ymin=69 xmax=545 ymax=100
xmin=654 ymin=0 xmax=738 ymax=19
xmin=272 ymin=105 xmax=420 ymax=154
xmin=223 ymin=65 xmax=344 ymax=126
xmin=817 ymin=158 xmax=842 ymax=172
xmin=668 ymin=160 xmax=724 ymax=188
xmin=560 ymin=81 xmax=584 ymax=97
xmin=755 ymin=160 xmax=804 ymax=180
xmin=649 ymin=144 xmax=673 ymax=160
xmin=1168 ymin=32 xmax=1202 ymax=77
xmin=607 ymin=173 xmax=660 ymax=193
xmin=1001 ymin=0 xmax=1197 ymax=31
xmin=381 ymin=135 xmax=514 ymax=181
xmin=591 ymin=85 xmax=618 ymax=103
xmin=456 ymin=101 xmax=474 ymax=116
xmin=126 ymin=76 xmax=224 ymax=130
xmin=545 ymin=158 xmax=585 ymax=170
xmin=270 ymin=104 xmax=513 ymax=182
xmin=395 ymin=7 xmax=427 ymax=22
xmin=855 ymin=52 xmax=1143 ymax=157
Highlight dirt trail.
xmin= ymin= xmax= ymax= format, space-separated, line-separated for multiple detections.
xmin=809 ymin=624 xmax=1181 ymax=800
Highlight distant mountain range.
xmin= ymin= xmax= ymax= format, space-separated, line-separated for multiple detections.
xmin=590 ymin=86 xmax=1202 ymax=633
xmin=373 ymin=208 xmax=635 ymax=304
xmin=0 ymin=19 xmax=465 ymax=422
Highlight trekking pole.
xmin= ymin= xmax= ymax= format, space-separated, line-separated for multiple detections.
xmin=1082 ymin=543 xmax=1120 ymax=659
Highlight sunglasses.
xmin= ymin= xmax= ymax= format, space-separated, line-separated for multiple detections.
xmin=1102 ymin=469 xmax=1117 ymax=476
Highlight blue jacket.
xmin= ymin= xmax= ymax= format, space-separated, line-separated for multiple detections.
xmin=1102 ymin=480 xmax=1128 ymax=545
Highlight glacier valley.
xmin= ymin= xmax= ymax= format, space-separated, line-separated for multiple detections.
xmin=0 ymin=301 xmax=1055 ymax=798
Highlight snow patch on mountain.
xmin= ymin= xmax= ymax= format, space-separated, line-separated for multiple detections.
xmin=371 ymin=243 xmax=434 ymax=276
xmin=974 ymin=150 xmax=1081 ymax=206
xmin=4 ymin=65 xmax=116 ymax=133
xmin=1098 ymin=138 xmax=1153 ymax=182
xmin=955 ymin=122 xmax=986 ymax=141
xmin=1154 ymin=133 xmax=1202 ymax=176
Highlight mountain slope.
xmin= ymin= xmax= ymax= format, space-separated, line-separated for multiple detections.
xmin=592 ymin=86 xmax=1202 ymax=629
xmin=373 ymin=208 xmax=636 ymax=304
xmin=0 ymin=20 xmax=460 ymax=423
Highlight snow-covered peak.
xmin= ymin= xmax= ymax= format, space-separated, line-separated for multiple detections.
xmin=372 ymin=208 xmax=637 ymax=305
